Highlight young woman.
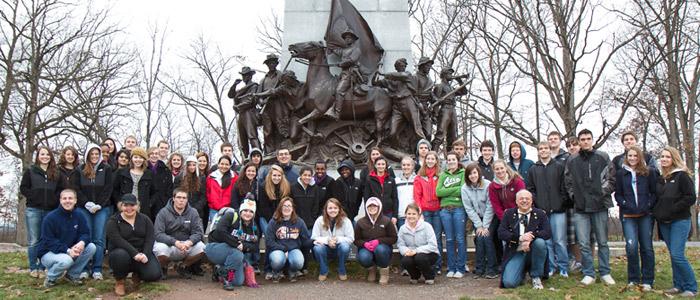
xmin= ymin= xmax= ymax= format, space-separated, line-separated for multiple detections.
xmin=196 ymin=152 xmax=210 ymax=177
xmin=397 ymin=203 xmax=439 ymax=285
xmin=311 ymin=198 xmax=354 ymax=281
xmin=58 ymin=146 xmax=81 ymax=191
xmin=462 ymin=163 xmax=497 ymax=279
xmin=291 ymin=166 xmax=321 ymax=230
xmin=115 ymin=149 xmax=131 ymax=170
xmin=488 ymin=159 xmax=525 ymax=264
xmin=257 ymin=165 xmax=291 ymax=236
xmin=106 ymin=194 xmax=161 ymax=296
xmin=265 ymin=197 xmax=311 ymax=283
xmin=77 ymin=144 xmax=114 ymax=280
xmin=168 ymin=153 xmax=184 ymax=183
xmin=232 ymin=162 xmax=258 ymax=210
xmin=102 ymin=137 xmax=118 ymax=167
xmin=359 ymin=147 xmax=395 ymax=184
xmin=414 ymin=151 xmax=442 ymax=274
xmin=395 ymin=156 xmax=416 ymax=229
xmin=653 ymin=146 xmax=697 ymax=297
xmin=112 ymin=147 xmax=155 ymax=218
xmin=354 ymin=197 xmax=398 ymax=285
xmin=206 ymin=156 xmax=238 ymax=221
xmin=362 ymin=156 xmax=399 ymax=223
xmin=146 ymin=147 xmax=173 ymax=221
xmin=436 ymin=151 xmax=467 ymax=278
xmin=615 ymin=145 xmax=657 ymax=291
xmin=174 ymin=156 xmax=207 ymax=228
xmin=20 ymin=146 xmax=62 ymax=278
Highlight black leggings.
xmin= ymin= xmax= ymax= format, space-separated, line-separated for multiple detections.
xmin=401 ymin=252 xmax=439 ymax=280
xmin=109 ymin=248 xmax=162 ymax=281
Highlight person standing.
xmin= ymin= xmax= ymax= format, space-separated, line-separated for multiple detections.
xmin=363 ymin=156 xmax=399 ymax=223
xmin=146 ymin=147 xmax=174 ymax=221
xmin=229 ymin=66 xmax=261 ymax=157
xmin=206 ymin=156 xmax=238 ymax=222
xmin=112 ymin=147 xmax=155 ymax=219
xmin=231 ymin=162 xmax=258 ymax=211
xmin=413 ymin=151 xmax=443 ymax=274
xmin=331 ymin=160 xmax=362 ymax=223
xmin=462 ymin=163 xmax=498 ymax=279
xmin=58 ymin=146 xmax=81 ymax=191
xmin=312 ymin=160 xmax=333 ymax=209
xmin=612 ymin=131 xmax=658 ymax=171
xmin=507 ymin=141 xmax=535 ymax=185
xmin=436 ymin=152 xmax=467 ymax=278
xmin=167 ymin=153 xmax=183 ymax=183
xmin=477 ymin=140 xmax=496 ymax=181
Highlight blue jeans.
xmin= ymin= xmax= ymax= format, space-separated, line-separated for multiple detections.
xmin=502 ymin=238 xmax=547 ymax=288
xmin=313 ymin=243 xmax=351 ymax=275
xmin=41 ymin=243 xmax=96 ymax=281
xmin=268 ymin=249 xmax=304 ymax=274
xmin=547 ymin=212 xmax=569 ymax=273
xmin=422 ymin=211 xmax=443 ymax=271
xmin=474 ymin=234 xmax=498 ymax=275
xmin=574 ymin=211 xmax=610 ymax=277
xmin=204 ymin=243 xmax=245 ymax=286
xmin=208 ymin=209 xmax=219 ymax=224
xmin=258 ymin=217 xmax=270 ymax=273
xmin=79 ymin=206 xmax=113 ymax=273
xmin=621 ymin=214 xmax=655 ymax=285
xmin=440 ymin=207 xmax=467 ymax=273
xmin=26 ymin=207 xmax=50 ymax=271
xmin=357 ymin=244 xmax=392 ymax=268
xmin=659 ymin=218 xmax=697 ymax=293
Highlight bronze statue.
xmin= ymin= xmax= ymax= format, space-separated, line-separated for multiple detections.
xmin=326 ymin=29 xmax=362 ymax=120
xmin=432 ymin=68 xmax=468 ymax=152
xmin=228 ymin=66 xmax=261 ymax=158
xmin=257 ymin=54 xmax=285 ymax=154
xmin=372 ymin=58 xmax=426 ymax=143
xmin=413 ymin=57 xmax=435 ymax=139
xmin=254 ymin=70 xmax=305 ymax=144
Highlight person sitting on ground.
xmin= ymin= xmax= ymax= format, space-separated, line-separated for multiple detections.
xmin=153 ymin=188 xmax=205 ymax=280
xmin=265 ymin=197 xmax=312 ymax=283
xmin=311 ymin=198 xmax=354 ymax=281
xmin=354 ymin=197 xmax=398 ymax=285
xmin=499 ymin=190 xmax=551 ymax=290
xmin=397 ymin=203 xmax=439 ymax=285
xmin=38 ymin=189 xmax=96 ymax=288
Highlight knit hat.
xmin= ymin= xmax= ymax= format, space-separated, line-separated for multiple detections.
xmin=130 ymin=147 xmax=147 ymax=160
xmin=239 ymin=199 xmax=256 ymax=214
xmin=120 ymin=194 xmax=138 ymax=205
xmin=185 ymin=155 xmax=197 ymax=164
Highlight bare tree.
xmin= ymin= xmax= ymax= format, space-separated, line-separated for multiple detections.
xmin=256 ymin=9 xmax=283 ymax=54
xmin=137 ymin=23 xmax=170 ymax=149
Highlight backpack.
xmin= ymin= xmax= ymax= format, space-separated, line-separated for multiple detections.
xmin=206 ymin=207 xmax=238 ymax=235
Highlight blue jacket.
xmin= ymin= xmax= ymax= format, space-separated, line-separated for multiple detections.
xmin=507 ymin=142 xmax=535 ymax=185
xmin=37 ymin=206 xmax=90 ymax=258
xmin=614 ymin=166 xmax=658 ymax=215
xmin=264 ymin=217 xmax=311 ymax=252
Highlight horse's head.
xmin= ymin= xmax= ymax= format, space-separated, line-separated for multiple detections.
xmin=288 ymin=41 xmax=325 ymax=60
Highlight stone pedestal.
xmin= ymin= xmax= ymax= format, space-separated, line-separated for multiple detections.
xmin=281 ymin=0 xmax=412 ymax=78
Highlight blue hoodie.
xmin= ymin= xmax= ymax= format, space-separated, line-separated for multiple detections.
xmin=507 ymin=141 xmax=535 ymax=185
xmin=38 ymin=205 xmax=90 ymax=258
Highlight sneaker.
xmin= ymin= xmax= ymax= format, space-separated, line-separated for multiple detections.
xmin=401 ymin=270 xmax=409 ymax=276
xmin=679 ymin=291 xmax=697 ymax=297
xmin=30 ymin=270 xmax=40 ymax=278
xmin=664 ymin=287 xmax=681 ymax=294
xmin=453 ymin=272 xmax=464 ymax=278
xmin=66 ymin=276 xmax=83 ymax=285
xmin=570 ymin=261 xmax=582 ymax=272
xmin=43 ymin=277 xmax=57 ymax=288
xmin=254 ymin=267 xmax=261 ymax=275
xmin=484 ymin=274 xmax=499 ymax=279
xmin=409 ymin=279 xmax=418 ymax=284
xmin=339 ymin=274 xmax=348 ymax=281
xmin=425 ymin=279 xmax=435 ymax=285
xmin=580 ymin=275 xmax=595 ymax=286
xmin=92 ymin=272 xmax=103 ymax=281
xmin=177 ymin=265 xmax=193 ymax=279
xmin=640 ymin=284 xmax=652 ymax=292
xmin=272 ymin=273 xmax=280 ymax=283
xmin=289 ymin=272 xmax=298 ymax=282
xmin=265 ymin=272 xmax=273 ymax=280
xmin=548 ymin=270 xmax=555 ymax=277
xmin=627 ymin=282 xmax=637 ymax=289
xmin=318 ymin=274 xmax=327 ymax=281
xmin=79 ymin=271 xmax=89 ymax=280
xmin=532 ymin=277 xmax=544 ymax=290
xmin=601 ymin=274 xmax=616 ymax=285
xmin=473 ymin=274 xmax=482 ymax=279
xmin=436 ymin=270 xmax=442 ymax=275
xmin=559 ymin=270 xmax=569 ymax=278
xmin=465 ymin=265 xmax=470 ymax=273
xmin=301 ymin=269 xmax=309 ymax=276
xmin=223 ymin=279 xmax=235 ymax=291
xmin=446 ymin=271 xmax=455 ymax=278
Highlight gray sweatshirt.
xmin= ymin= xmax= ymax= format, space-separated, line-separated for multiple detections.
xmin=154 ymin=200 xmax=204 ymax=246
xmin=461 ymin=179 xmax=494 ymax=229
xmin=397 ymin=220 xmax=438 ymax=255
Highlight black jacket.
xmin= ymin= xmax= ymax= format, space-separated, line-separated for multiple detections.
xmin=291 ymin=180 xmax=321 ymax=229
xmin=654 ymin=170 xmax=696 ymax=223
xmin=58 ymin=166 xmax=81 ymax=192
xmin=313 ymin=174 xmax=333 ymax=210
xmin=612 ymin=151 xmax=657 ymax=172
xmin=173 ymin=175 xmax=207 ymax=215
xmin=20 ymin=166 xmax=62 ymax=210
xmin=231 ymin=178 xmax=258 ymax=211
xmin=498 ymin=207 xmax=551 ymax=286
xmin=477 ymin=156 xmax=495 ymax=181
xmin=257 ymin=184 xmax=283 ymax=221
xmin=331 ymin=160 xmax=362 ymax=220
xmin=565 ymin=150 xmax=615 ymax=213
xmin=113 ymin=168 xmax=155 ymax=214
xmin=362 ymin=172 xmax=399 ymax=217
xmin=106 ymin=212 xmax=155 ymax=257
xmin=78 ymin=162 xmax=114 ymax=208
xmin=209 ymin=210 xmax=260 ymax=253
xmin=148 ymin=160 xmax=174 ymax=209
xmin=527 ymin=160 xmax=569 ymax=214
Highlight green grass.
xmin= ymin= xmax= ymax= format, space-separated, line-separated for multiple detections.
xmin=502 ymin=247 xmax=700 ymax=300
xmin=0 ymin=252 xmax=169 ymax=300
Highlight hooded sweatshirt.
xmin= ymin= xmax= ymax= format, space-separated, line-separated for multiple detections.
xmin=397 ymin=219 xmax=439 ymax=255
xmin=488 ymin=175 xmax=526 ymax=220
xmin=78 ymin=143 xmax=114 ymax=208
xmin=414 ymin=139 xmax=432 ymax=173
xmin=395 ymin=173 xmax=416 ymax=218
xmin=264 ymin=215 xmax=311 ymax=252
xmin=209 ymin=209 xmax=260 ymax=253
xmin=653 ymin=169 xmax=695 ymax=222
xmin=353 ymin=198 xmax=398 ymax=248
xmin=37 ymin=205 xmax=90 ymax=258
xmin=291 ymin=177 xmax=321 ymax=228
xmin=206 ymin=169 xmax=238 ymax=211
xmin=154 ymin=199 xmax=204 ymax=246
xmin=436 ymin=168 xmax=465 ymax=208
xmin=331 ymin=160 xmax=362 ymax=220
xmin=413 ymin=166 xmax=440 ymax=212
xmin=507 ymin=141 xmax=535 ymax=185
xmin=462 ymin=179 xmax=494 ymax=229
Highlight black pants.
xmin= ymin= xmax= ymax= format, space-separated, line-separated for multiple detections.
xmin=401 ymin=253 xmax=439 ymax=280
xmin=490 ymin=218 xmax=503 ymax=266
xmin=109 ymin=248 xmax=162 ymax=281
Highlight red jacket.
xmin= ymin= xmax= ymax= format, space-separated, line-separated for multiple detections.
xmin=206 ymin=171 xmax=238 ymax=211
xmin=488 ymin=176 xmax=525 ymax=220
xmin=413 ymin=168 xmax=440 ymax=212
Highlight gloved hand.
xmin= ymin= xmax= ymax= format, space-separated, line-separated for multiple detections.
xmin=363 ymin=239 xmax=380 ymax=252
xmin=91 ymin=204 xmax=102 ymax=214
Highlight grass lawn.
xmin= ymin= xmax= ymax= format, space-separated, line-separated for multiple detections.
xmin=499 ymin=247 xmax=700 ymax=300
xmin=0 ymin=252 xmax=169 ymax=300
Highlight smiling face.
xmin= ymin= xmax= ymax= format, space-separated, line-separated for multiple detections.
xmin=148 ymin=149 xmax=159 ymax=164
xmin=339 ymin=166 xmax=351 ymax=178
xmin=120 ymin=202 xmax=138 ymax=218
xmin=481 ymin=147 xmax=493 ymax=160
xmin=171 ymin=155 xmax=182 ymax=169
xmin=158 ymin=143 xmax=169 ymax=160
xmin=300 ymin=170 xmax=312 ymax=186
xmin=418 ymin=144 xmax=429 ymax=158
xmin=366 ymin=204 xmax=379 ymax=217
xmin=222 ymin=146 xmax=234 ymax=159
xmin=516 ymin=191 xmax=533 ymax=212
xmin=405 ymin=207 xmax=420 ymax=224
xmin=104 ymin=139 xmax=115 ymax=153
xmin=251 ymin=153 xmax=262 ymax=165
xmin=38 ymin=148 xmax=51 ymax=165
xmin=59 ymin=190 xmax=77 ymax=211
xmin=240 ymin=209 xmax=254 ymax=221
xmin=64 ymin=149 xmax=76 ymax=164
xmin=446 ymin=154 xmax=458 ymax=171
xmin=548 ymin=135 xmax=561 ymax=149
xmin=537 ymin=144 xmax=551 ymax=161
xmin=659 ymin=150 xmax=672 ymax=168
xmin=245 ymin=165 xmax=256 ymax=180
xmin=89 ymin=148 xmax=100 ymax=164
xmin=124 ymin=137 xmax=137 ymax=150
xmin=271 ymin=169 xmax=283 ymax=184
xmin=117 ymin=152 xmax=129 ymax=167
xmin=277 ymin=149 xmax=291 ymax=164
xmin=425 ymin=153 xmax=437 ymax=168
xmin=315 ymin=163 xmax=326 ymax=178
xmin=217 ymin=158 xmax=231 ymax=174
xmin=510 ymin=145 xmax=521 ymax=160
xmin=468 ymin=168 xmax=480 ymax=184
xmin=370 ymin=150 xmax=381 ymax=162
xmin=494 ymin=161 xmax=508 ymax=181
xmin=622 ymin=134 xmax=637 ymax=150
xmin=281 ymin=200 xmax=294 ymax=218
xmin=197 ymin=156 xmax=208 ymax=172
xmin=401 ymin=158 xmax=414 ymax=175
xmin=374 ymin=159 xmax=387 ymax=174
xmin=626 ymin=149 xmax=640 ymax=167
xmin=326 ymin=201 xmax=340 ymax=219
xmin=131 ymin=155 xmax=145 ymax=169
xmin=186 ymin=161 xmax=197 ymax=173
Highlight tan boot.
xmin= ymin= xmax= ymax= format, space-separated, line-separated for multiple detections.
xmin=114 ymin=279 xmax=126 ymax=296
xmin=379 ymin=267 xmax=390 ymax=285
xmin=367 ymin=266 xmax=377 ymax=282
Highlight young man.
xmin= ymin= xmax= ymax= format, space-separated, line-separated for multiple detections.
xmin=452 ymin=139 xmax=471 ymax=167
xmin=564 ymin=129 xmax=616 ymax=286
xmin=478 ymin=140 xmax=496 ymax=180
xmin=157 ymin=140 xmax=170 ymax=162
xmin=564 ymin=136 xmax=582 ymax=271
xmin=547 ymin=131 xmax=568 ymax=163
xmin=527 ymin=142 xmax=569 ymax=278
xmin=612 ymin=131 xmax=658 ymax=171
xmin=153 ymin=189 xmax=205 ymax=279
xmin=38 ymin=189 xmax=97 ymax=288
xmin=331 ymin=160 xmax=362 ymax=223
xmin=507 ymin=141 xmax=534 ymax=184
xmin=414 ymin=139 xmax=431 ymax=173
xmin=258 ymin=148 xmax=300 ymax=185
xmin=312 ymin=160 xmax=333 ymax=209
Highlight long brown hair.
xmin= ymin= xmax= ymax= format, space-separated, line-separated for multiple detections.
xmin=366 ymin=147 xmax=382 ymax=174
xmin=235 ymin=162 xmax=257 ymax=196
xmin=660 ymin=146 xmax=692 ymax=179
xmin=58 ymin=146 xmax=79 ymax=169
xmin=623 ymin=146 xmax=649 ymax=176
xmin=321 ymin=198 xmax=347 ymax=230
xmin=35 ymin=146 xmax=58 ymax=181
xmin=264 ymin=165 xmax=290 ymax=200
xmin=82 ymin=146 xmax=101 ymax=179
xmin=464 ymin=162 xmax=485 ymax=188
xmin=196 ymin=151 xmax=210 ymax=175
xmin=181 ymin=160 xmax=201 ymax=193
xmin=417 ymin=151 xmax=441 ymax=177
xmin=272 ymin=197 xmax=298 ymax=223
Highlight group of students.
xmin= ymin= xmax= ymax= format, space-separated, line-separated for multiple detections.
xmin=19 ymin=129 xmax=698 ymax=297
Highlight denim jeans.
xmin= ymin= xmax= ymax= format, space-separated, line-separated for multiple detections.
xmin=78 ymin=206 xmax=113 ymax=273
xmin=574 ymin=211 xmax=610 ymax=277
xmin=204 ymin=242 xmax=245 ymax=286
xmin=269 ymin=249 xmax=304 ymax=274
xmin=26 ymin=207 xmax=50 ymax=271
xmin=547 ymin=212 xmax=569 ymax=273
xmin=313 ymin=242 xmax=351 ymax=275
xmin=41 ymin=243 xmax=96 ymax=281
xmin=659 ymin=218 xmax=697 ymax=293
xmin=440 ymin=207 xmax=467 ymax=273
xmin=357 ymin=244 xmax=392 ymax=268
xmin=474 ymin=235 xmax=498 ymax=275
xmin=258 ymin=217 xmax=270 ymax=273
xmin=502 ymin=238 xmax=547 ymax=288
xmin=621 ymin=214 xmax=655 ymax=285
xmin=208 ymin=209 xmax=219 ymax=225
xmin=422 ymin=210 xmax=443 ymax=271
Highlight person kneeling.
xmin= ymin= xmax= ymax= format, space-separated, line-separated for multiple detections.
xmin=265 ymin=197 xmax=311 ymax=283
xmin=153 ymin=188 xmax=205 ymax=279
xmin=311 ymin=198 xmax=354 ymax=281
xmin=398 ymin=204 xmax=439 ymax=285
xmin=354 ymin=197 xmax=398 ymax=285
xmin=498 ymin=190 xmax=551 ymax=289
xmin=39 ymin=189 xmax=97 ymax=288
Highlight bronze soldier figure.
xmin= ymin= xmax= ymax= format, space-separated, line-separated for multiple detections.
xmin=413 ymin=57 xmax=435 ymax=140
xmin=432 ymin=68 xmax=468 ymax=152
xmin=258 ymin=54 xmax=285 ymax=154
xmin=254 ymin=70 xmax=304 ymax=143
xmin=228 ymin=66 xmax=261 ymax=158
xmin=326 ymin=29 xmax=362 ymax=120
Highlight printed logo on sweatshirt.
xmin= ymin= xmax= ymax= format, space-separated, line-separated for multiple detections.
xmin=443 ymin=176 xmax=461 ymax=187
xmin=74 ymin=224 xmax=79 ymax=230
xmin=275 ymin=226 xmax=300 ymax=240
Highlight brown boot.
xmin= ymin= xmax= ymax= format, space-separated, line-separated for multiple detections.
xmin=114 ymin=279 xmax=126 ymax=296
xmin=379 ymin=267 xmax=390 ymax=285
xmin=367 ymin=266 xmax=377 ymax=282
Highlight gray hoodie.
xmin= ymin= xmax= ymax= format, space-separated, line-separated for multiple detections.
xmin=397 ymin=219 xmax=439 ymax=255
xmin=154 ymin=199 xmax=204 ymax=246
xmin=461 ymin=179 xmax=494 ymax=229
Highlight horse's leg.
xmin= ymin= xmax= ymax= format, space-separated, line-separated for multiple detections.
xmin=298 ymin=109 xmax=322 ymax=124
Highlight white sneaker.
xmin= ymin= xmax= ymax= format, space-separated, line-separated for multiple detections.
xmin=446 ymin=271 xmax=455 ymax=278
xmin=601 ymin=274 xmax=616 ymax=285
xmin=92 ymin=272 xmax=103 ymax=280
xmin=532 ymin=277 xmax=544 ymax=289
xmin=79 ymin=272 xmax=89 ymax=280
xmin=580 ymin=275 xmax=595 ymax=285
xmin=640 ymin=284 xmax=652 ymax=292
xmin=453 ymin=272 xmax=464 ymax=278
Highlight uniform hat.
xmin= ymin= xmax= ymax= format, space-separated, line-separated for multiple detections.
xmin=120 ymin=194 xmax=138 ymax=205
xmin=239 ymin=66 xmax=256 ymax=75
xmin=263 ymin=54 xmax=279 ymax=64
xmin=239 ymin=198 xmax=257 ymax=214
xmin=130 ymin=147 xmax=147 ymax=160
xmin=417 ymin=57 xmax=434 ymax=67
xmin=439 ymin=68 xmax=455 ymax=77
xmin=341 ymin=29 xmax=358 ymax=40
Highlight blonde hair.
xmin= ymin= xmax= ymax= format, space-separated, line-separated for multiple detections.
xmin=417 ymin=151 xmax=441 ymax=177
xmin=493 ymin=159 xmax=522 ymax=182
xmin=623 ymin=146 xmax=649 ymax=176
xmin=660 ymin=146 xmax=692 ymax=179
xmin=264 ymin=165 xmax=291 ymax=200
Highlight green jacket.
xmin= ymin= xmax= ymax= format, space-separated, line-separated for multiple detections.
xmin=436 ymin=168 xmax=465 ymax=208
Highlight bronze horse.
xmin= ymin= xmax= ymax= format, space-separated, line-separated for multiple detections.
xmin=288 ymin=41 xmax=392 ymax=144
